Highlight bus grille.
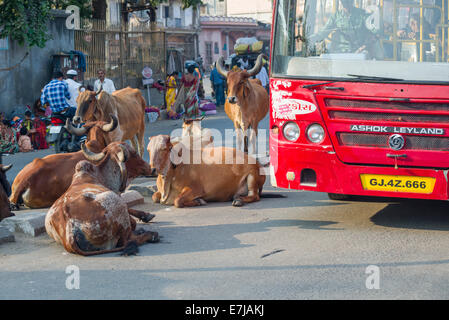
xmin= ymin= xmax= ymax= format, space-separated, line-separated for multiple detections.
xmin=329 ymin=111 xmax=449 ymax=123
xmin=326 ymin=99 xmax=449 ymax=111
xmin=338 ymin=133 xmax=449 ymax=151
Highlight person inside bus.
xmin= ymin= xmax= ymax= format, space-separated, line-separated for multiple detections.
xmin=397 ymin=13 xmax=433 ymax=61
xmin=397 ymin=14 xmax=432 ymax=42
xmin=309 ymin=0 xmax=381 ymax=58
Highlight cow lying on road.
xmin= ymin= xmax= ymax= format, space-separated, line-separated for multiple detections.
xmin=0 ymin=164 xmax=13 ymax=221
xmin=45 ymin=142 xmax=158 ymax=256
xmin=9 ymin=116 xmax=139 ymax=209
xmin=147 ymin=135 xmax=266 ymax=207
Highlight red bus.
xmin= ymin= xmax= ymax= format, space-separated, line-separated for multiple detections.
xmin=269 ymin=0 xmax=449 ymax=200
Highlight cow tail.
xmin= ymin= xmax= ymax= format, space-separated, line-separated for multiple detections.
xmin=139 ymin=92 xmax=147 ymax=110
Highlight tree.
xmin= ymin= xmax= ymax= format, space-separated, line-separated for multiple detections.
xmin=0 ymin=0 xmax=202 ymax=48
xmin=52 ymin=0 xmax=93 ymax=19
xmin=0 ymin=0 xmax=52 ymax=48
xmin=91 ymin=0 xmax=106 ymax=20
xmin=0 ymin=0 xmax=91 ymax=48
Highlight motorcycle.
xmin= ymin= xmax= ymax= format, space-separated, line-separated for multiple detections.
xmin=46 ymin=114 xmax=85 ymax=153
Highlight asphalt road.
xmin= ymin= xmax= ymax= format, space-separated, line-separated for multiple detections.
xmin=2 ymin=88 xmax=449 ymax=300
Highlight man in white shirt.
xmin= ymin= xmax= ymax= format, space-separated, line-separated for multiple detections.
xmin=255 ymin=66 xmax=269 ymax=90
xmin=94 ymin=69 xmax=116 ymax=94
xmin=64 ymin=69 xmax=82 ymax=108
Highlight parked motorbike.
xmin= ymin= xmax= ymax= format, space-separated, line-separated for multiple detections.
xmin=46 ymin=114 xmax=85 ymax=153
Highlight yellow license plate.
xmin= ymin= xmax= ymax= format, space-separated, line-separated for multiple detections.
xmin=360 ymin=174 xmax=436 ymax=194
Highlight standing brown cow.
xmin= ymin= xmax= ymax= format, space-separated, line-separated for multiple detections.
xmin=73 ymin=86 xmax=147 ymax=156
xmin=45 ymin=142 xmax=158 ymax=256
xmin=216 ymin=54 xmax=269 ymax=153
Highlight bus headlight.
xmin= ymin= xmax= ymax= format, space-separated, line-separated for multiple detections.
xmin=283 ymin=122 xmax=300 ymax=141
xmin=307 ymin=124 xmax=325 ymax=143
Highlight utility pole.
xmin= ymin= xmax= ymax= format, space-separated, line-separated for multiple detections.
xmin=120 ymin=0 xmax=127 ymax=89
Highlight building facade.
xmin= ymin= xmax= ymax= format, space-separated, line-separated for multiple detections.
xmin=201 ymin=0 xmax=274 ymax=24
xmin=199 ymin=16 xmax=271 ymax=71
xmin=0 ymin=11 xmax=74 ymax=117
xmin=107 ymin=0 xmax=201 ymax=63
xmin=226 ymin=0 xmax=273 ymax=24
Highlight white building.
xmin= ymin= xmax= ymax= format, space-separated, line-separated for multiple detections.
xmin=200 ymin=0 xmax=274 ymax=24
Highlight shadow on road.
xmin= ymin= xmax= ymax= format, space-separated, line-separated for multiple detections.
xmin=370 ymin=199 xmax=449 ymax=231
xmin=128 ymin=218 xmax=343 ymax=258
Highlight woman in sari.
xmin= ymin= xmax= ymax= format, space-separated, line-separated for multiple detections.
xmin=165 ymin=72 xmax=179 ymax=120
xmin=32 ymin=117 xmax=49 ymax=149
xmin=0 ymin=120 xmax=19 ymax=154
xmin=173 ymin=65 xmax=200 ymax=118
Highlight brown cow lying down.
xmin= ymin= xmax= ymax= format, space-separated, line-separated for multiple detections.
xmin=0 ymin=164 xmax=13 ymax=221
xmin=147 ymin=135 xmax=266 ymax=207
xmin=9 ymin=116 xmax=134 ymax=209
xmin=45 ymin=142 xmax=159 ymax=256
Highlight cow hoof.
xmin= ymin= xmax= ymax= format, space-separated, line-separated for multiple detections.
xmin=140 ymin=213 xmax=155 ymax=223
xmin=9 ymin=203 xmax=19 ymax=211
xmin=147 ymin=231 xmax=160 ymax=243
xmin=232 ymin=199 xmax=244 ymax=207
xmin=121 ymin=241 xmax=139 ymax=256
xmin=195 ymin=198 xmax=207 ymax=206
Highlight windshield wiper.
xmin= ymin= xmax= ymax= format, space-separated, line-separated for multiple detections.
xmin=302 ymin=81 xmax=336 ymax=89
xmin=347 ymin=74 xmax=404 ymax=82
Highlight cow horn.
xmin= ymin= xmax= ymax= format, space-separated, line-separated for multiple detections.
xmin=117 ymin=144 xmax=129 ymax=162
xmin=102 ymin=114 xmax=118 ymax=132
xmin=65 ymin=118 xmax=87 ymax=136
xmin=216 ymin=57 xmax=229 ymax=79
xmin=247 ymin=54 xmax=268 ymax=77
xmin=1 ymin=164 xmax=12 ymax=172
xmin=81 ymin=143 xmax=106 ymax=162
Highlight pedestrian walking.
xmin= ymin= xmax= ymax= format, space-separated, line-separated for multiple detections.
xmin=210 ymin=62 xmax=226 ymax=107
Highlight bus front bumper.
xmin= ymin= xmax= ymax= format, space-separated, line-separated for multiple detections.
xmin=270 ymin=145 xmax=449 ymax=200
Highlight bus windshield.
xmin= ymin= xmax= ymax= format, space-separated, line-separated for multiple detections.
xmin=273 ymin=0 xmax=449 ymax=82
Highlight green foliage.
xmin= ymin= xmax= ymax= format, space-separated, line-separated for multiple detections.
xmin=0 ymin=0 xmax=52 ymax=48
xmin=51 ymin=0 xmax=93 ymax=19
xmin=180 ymin=0 xmax=203 ymax=9
xmin=0 ymin=0 xmax=200 ymax=48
